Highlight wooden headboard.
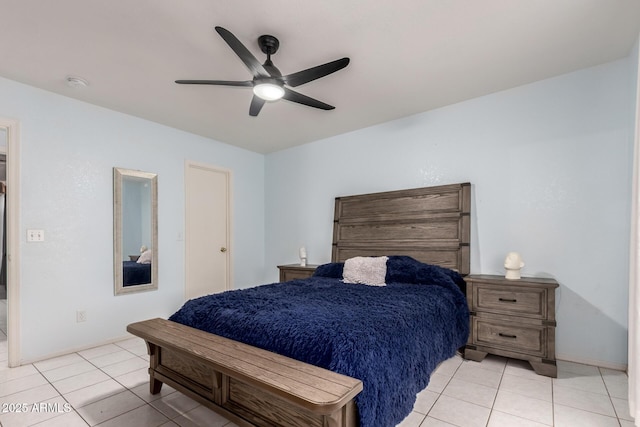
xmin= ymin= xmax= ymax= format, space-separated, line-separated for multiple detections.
xmin=331 ymin=183 xmax=471 ymax=275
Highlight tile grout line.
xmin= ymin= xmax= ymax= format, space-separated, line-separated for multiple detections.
xmin=28 ymin=346 xmax=150 ymax=427
xmin=550 ymin=369 xmax=555 ymax=427
xmin=2 ymin=341 xmax=634 ymax=427
xmin=423 ymin=377 xmax=454 ymax=425
xmin=54 ymin=348 xmax=151 ymax=426
xmin=34 ymin=345 xmax=216 ymax=426
xmin=484 ymin=359 xmax=506 ymax=427
xmin=424 ymin=355 xmax=466 ymax=426
xmin=32 ymin=351 xmax=91 ymax=426
xmin=598 ymin=366 xmax=627 ymax=426
xmin=553 ymin=371 xmax=625 ymax=422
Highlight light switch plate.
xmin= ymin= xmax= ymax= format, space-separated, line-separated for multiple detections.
xmin=27 ymin=229 xmax=44 ymax=242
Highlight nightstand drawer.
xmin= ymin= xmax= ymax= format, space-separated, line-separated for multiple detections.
xmin=474 ymin=286 xmax=545 ymax=318
xmin=281 ymin=269 xmax=314 ymax=281
xmin=473 ymin=318 xmax=547 ymax=357
xmin=277 ymin=264 xmax=318 ymax=282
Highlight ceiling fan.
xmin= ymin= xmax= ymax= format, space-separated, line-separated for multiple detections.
xmin=176 ymin=26 xmax=350 ymax=117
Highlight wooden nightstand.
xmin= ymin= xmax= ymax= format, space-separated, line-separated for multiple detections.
xmin=277 ymin=264 xmax=318 ymax=282
xmin=463 ymin=274 xmax=559 ymax=377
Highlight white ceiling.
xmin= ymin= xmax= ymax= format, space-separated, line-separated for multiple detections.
xmin=1 ymin=1 xmax=639 ymax=154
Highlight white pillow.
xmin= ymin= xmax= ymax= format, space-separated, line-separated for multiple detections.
xmin=342 ymin=256 xmax=388 ymax=286
xmin=137 ymin=249 xmax=152 ymax=264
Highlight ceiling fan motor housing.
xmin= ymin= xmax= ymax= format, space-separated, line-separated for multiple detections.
xmin=258 ymin=34 xmax=280 ymax=56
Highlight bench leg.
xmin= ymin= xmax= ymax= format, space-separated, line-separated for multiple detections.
xmin=150 ymin=375 xmax=163 ymax=394
xmin=323 ymin=400 xmax=357 ymax=427
xmin=146 ymin=341 xmax=163 ymax=394
xmin=325 ymin=411 xmax=340 ymax=427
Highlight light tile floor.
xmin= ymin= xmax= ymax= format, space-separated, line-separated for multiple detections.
xmin=0 ymin=299 xmax=634 ymax=426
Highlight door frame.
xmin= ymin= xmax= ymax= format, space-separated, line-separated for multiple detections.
xmin=184 ymin=160 xmax=232 ymax=298
xmin=1 ymin=118 xmax=21 ymax=367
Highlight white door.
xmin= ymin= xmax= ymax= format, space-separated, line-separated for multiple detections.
xmin=185 ymin=162 xmax=231 ymax=300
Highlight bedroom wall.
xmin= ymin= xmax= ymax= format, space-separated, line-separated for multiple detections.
xmin=265 ymin=56 xmax=635 ymax=369
xmin=0 ymin=77 xmax=266 ymax=363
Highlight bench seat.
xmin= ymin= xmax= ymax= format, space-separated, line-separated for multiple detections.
xmin=127 ymin=318 xmax=363 ymax=427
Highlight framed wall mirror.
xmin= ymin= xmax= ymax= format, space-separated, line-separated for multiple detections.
xmin=113 ymin=167 xmax=158 ymax=295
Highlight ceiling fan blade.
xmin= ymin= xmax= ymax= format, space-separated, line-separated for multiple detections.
xmin=215 ymin=26 xmax=270 ymax=79
xmin=283 ymin=58 xmax=350 ymax=87
xmin=282 ymin=88 xmax=334 ymax=110
xmin=249 ymin=95 xmax=266 ymax=116
xmin=175 ymin=80 xmax=253 ymax=87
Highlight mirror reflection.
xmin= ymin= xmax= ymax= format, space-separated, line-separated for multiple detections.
xmin=113 ymin=168 xmax=158 ymax=295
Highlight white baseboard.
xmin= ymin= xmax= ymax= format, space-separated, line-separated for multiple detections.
xmin=18 ymin=334 xmax=137 ymax=366
xmin=556 ymin=352 xmax=628 ymax=372
xmin=17 ymin=342 xmax=628 ymax=374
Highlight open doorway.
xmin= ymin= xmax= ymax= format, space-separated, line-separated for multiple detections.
xmin=0 ymin=133 xmax=5 ymax=360
xmin=0 ymin=119 xmax=20 ymax=367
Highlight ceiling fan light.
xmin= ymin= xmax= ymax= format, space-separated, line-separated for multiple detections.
xmin=253 ymin=83 xmax=284 ymax=101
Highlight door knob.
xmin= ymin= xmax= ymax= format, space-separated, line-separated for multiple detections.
xmin=220 ymin=247 xmax=227 ymax=253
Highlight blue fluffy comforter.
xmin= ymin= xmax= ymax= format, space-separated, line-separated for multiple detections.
xmin=169 ymin=256 xmax=469 ymax=427
xmin=122 ymin=261 xmax=151 ymax=286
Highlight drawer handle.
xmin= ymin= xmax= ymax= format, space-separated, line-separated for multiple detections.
xmin=499 ymin=333 xmax=517 ymax=339
xmin=498 ymin=298 xmax=517 ymax=303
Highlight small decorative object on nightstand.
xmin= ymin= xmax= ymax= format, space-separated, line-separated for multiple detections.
xmin=504 ymin=252 xmax=524 ymax=280
xmin=299 ymin=246 xmax=307 ymax=267
xmin=464 ymin=274 xmax=559 ymax=377
xmin=277 ymin=264 xmax=318 ymax=282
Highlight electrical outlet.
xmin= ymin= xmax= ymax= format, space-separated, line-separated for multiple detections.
xmin=27 ymin=229 xmax=45 ymax=242
xmin=76 ymin=310 xmax=87 ymax=323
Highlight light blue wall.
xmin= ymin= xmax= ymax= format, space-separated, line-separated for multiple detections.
xmin=0 ymin=77 xmax=265 ymax=362
xmin=0 ymin=51 xmax=636 ymax=367
xmin=265 ymin=58 xmax=635 ymax=368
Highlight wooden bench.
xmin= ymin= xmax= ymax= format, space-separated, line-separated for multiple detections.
xmin=127 ymin=318 xmax=363 ymax=427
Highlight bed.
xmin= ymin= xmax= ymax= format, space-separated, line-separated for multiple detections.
xmin=128 ymin=182 xmax=471 ymax=427
xmin=122 ymin=261 xmax=151 ymax=286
